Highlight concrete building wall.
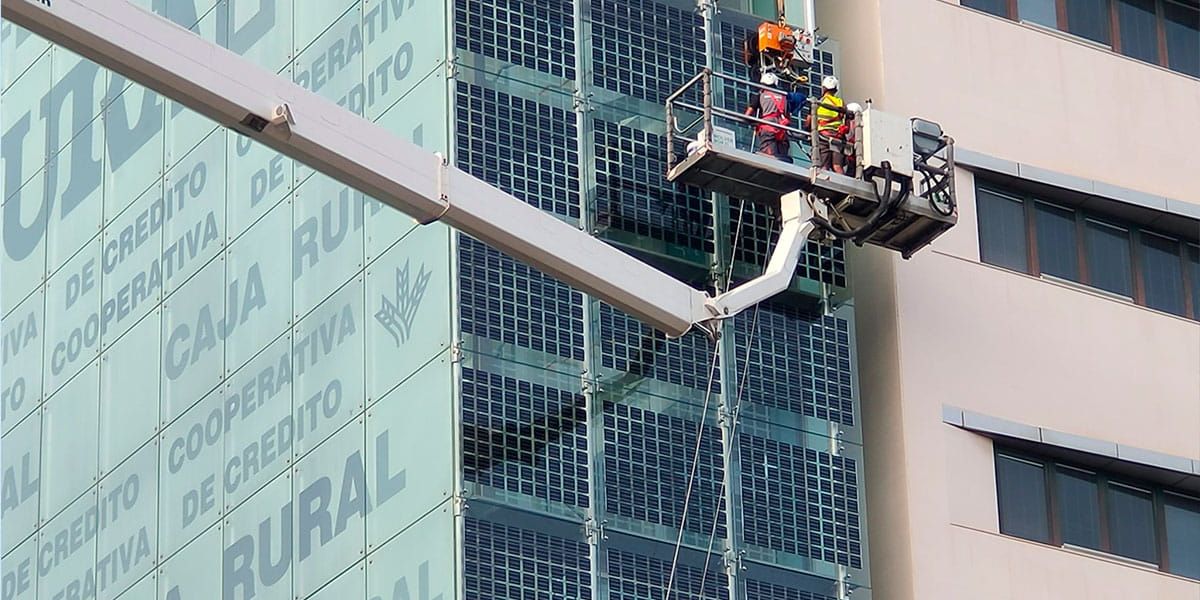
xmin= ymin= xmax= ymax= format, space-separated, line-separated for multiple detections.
xmin=826 ymin=0 xmax=1200 ymax=598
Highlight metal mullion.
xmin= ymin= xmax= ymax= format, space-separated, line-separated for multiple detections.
xmin=1157 ymin=0 xmax=1172 ymax=66
xmin=1010 ymin=0 xmax=1022 ymax=20
xmin=1056 ymin=0 xmax=1071 ymax=30
xmin=1175 ymin=239 xmax=1193 ymax=319
xmin=1024 ymin=196 xmax=1040 ymax=276
xmin=1046 ymin=461 xmax=1064 ymax=546
xmin=1111 ymin=0 xmax=1123 ymax=52
xmin=1075 ymin=209 xmax=1090 ymax=286
xmin=1182 ymin=244 xmax=1198 ymax=320
xmin=1153 ymin=489 xmax=1171 ymax=572
xmin=1097 ymin=477 xmax=1113 ymax=552
xmin=1131 ymin=230 xmax=1148 ymax=306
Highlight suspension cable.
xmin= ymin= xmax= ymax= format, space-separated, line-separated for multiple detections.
xmin=662 ymin=198 xmax=751 ymax=599
xmin=695 ymin=302 xmax=761 ymax=593
xmin=661 ymin=339 xmax=722 ymax=600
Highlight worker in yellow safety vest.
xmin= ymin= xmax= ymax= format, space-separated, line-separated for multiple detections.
xmin=811 ymin=76 xmax=846 ymax=174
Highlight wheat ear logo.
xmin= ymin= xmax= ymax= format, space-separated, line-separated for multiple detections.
xmin=375 ymin=260 xmax=432 ymax=347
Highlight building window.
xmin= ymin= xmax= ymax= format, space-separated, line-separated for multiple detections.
xmin=995 ymin=449 xmax=1200 ymax=578
xmin=963 ymin=0 xmax=1015 ymax=18
xmin=1020 ymin=0 xmax=1062 ymax=25
xmin=1140 ymin=231 xmax=1187 ymax=316
xmin=1165 ymin=493 xmax=1200 ymax=579
xmin=975 ymin=181 xmax=1200 ymax=320
xmin=1118 ymin=0 xmax=1163 ymax=62
xmin=1067 ymin=0 xmax=1116 ymax=43
xmin=1035 ymin=201 xmax=1081 ymax=281
xmin=1164 ymin=1 xmax=1200 ymax=76
xmin=996 ymin=454 xmax=1051 ymax=543
xmin=963 ymin=0 xmax=1200 ymax=78
xmin=1056 ymin=467 xmax=1102 ymax=550
xmin=977 ymin=188 xmax=1030 ymax=272
xmin=1084 ymin=220 xmax=1134 ymax=296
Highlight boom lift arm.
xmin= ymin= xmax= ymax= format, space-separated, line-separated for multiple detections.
xmin=3 ymin=0 xmax=953 ymax=340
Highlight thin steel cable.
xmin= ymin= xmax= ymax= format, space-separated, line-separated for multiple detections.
xmin=661 ymin=340 xmax=723 ymax=600
xmin=662 ymin=198 xmax=751 ymax=600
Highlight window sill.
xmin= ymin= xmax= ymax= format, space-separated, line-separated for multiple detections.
xmin=1061 ymin=543 xmax=1159 ymax=571
xmin=1038 ymin=273 xmax=1134 ymax=303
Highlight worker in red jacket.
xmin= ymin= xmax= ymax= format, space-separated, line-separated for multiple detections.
xmin=744 ymin=72 xmax=805 ymax=163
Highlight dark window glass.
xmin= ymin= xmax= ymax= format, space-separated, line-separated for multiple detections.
xmin=1057 ymin=468 xmax=1102 ymax=550
xmin=1188 ymin=244 xmax=1200 ymax=320
xmin=978 ymin=189 xmax=1030 ymax=272
xmin=1107 ymin=483 xmax=1158 ymax=564
xmin=1118 ymin=0 xmax=1162 ymax=62
xmin=1067 ymin=0 xmax=1114 ymax=44
xmin=997 ymin=455 xmax=1051 ymax=543
xmin=963 ymin=0 xmax=1012 ymax=17
xmin=1020 ymin=0 xmax=1061 ymax=26
xmin=1140 ymin=232 xmax=1186 ymax=316
xmin=1035 ymin=202 xmax=1080 ymax=281
xmin=1165 ymin=1 xmax=1200 ymax=76
xmin=1165 ymin=493 xmax=1200 ymax=580
xmin=1085 ymin=220 xmax=1133 ymax=296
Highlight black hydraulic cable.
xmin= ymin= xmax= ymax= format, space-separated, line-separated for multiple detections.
xmin=811 ymin=162 xmax=900 ymax=242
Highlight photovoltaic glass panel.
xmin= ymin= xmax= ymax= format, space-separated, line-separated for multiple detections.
xmin=590 ymin=0 xmax=705 ymax=104
xmin=598 ymin=303 xmax=721 ymax=393
xmin=593 ymin=119 xmax=715 ymax=254
xmin=745 ymin=580 xmax=837 ymax=600
xmin=733 ymin=304 xmax=854 ymax=426
xmin=463 ymin=517 xmax=592 ymax=600
xmin=717 ymin=20 xmax=840 ymax=113
xmin=607 ymin=548 xmax=727 ymax=600
xmin=454 ymin=0 xmax=577 ymax=79
xmin=732 ymin=203 xmax=848 ymax=287
xmin=739 ymin=434 xmax=863 ymax=568
xmin=458 ymin=236 xmax=586 ymax=360
xmin=455 ymin=82 xmax=581 ymax=219
xmin=603 ymin=401 xmax=726 ymax=537
xmin=461 ymin=367 xmax=589 ymax=508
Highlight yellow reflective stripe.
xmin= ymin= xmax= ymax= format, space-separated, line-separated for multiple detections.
xmin=815 ymin=94 xmax=844 ymax=131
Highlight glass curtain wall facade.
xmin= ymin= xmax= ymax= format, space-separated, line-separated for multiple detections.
xmin=1 ymin=1 xmax=869 ymax=599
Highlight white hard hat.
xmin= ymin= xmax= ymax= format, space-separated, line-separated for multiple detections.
xmin=846 ymin=102 xmax=863 ymax=114
xmin=760 ymin=72 xmax=779 ymax=86
xmin=822 ymin=76 xmax=839 ymax=90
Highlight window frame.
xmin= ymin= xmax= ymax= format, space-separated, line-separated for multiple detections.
xmin=964 ymin=0 xmax=1200 ymax=78
xmin=975 ymin=182 xmax=1199 ymax=321
xmin=995 ymin=447 xmax=1198 ymax=578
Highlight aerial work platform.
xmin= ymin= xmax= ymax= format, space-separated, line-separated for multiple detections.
xmin=665 ymin=69 xmax=958 ymax=259
xmin=5 ymin=0 xmax=957 ymax=338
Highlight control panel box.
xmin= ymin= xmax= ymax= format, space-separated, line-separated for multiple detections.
xmin=861 ymin=108 xmax=914 ymax=177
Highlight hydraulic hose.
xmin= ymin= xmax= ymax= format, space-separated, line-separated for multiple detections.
xmin=811 ymin=162 xmax=908 ymax=243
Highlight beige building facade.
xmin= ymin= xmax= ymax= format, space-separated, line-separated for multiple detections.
xmin=817 ymin=0 xmax=1200 ymax=598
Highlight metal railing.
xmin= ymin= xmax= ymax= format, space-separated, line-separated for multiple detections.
xmin=665 ymin=69 xmax=817 ymax=169
xmin=665 ymin=69 xmax=958 ymax=215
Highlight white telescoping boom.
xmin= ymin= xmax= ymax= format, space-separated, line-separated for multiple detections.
xmin=3 ymin=0 xmax=954 ymax=339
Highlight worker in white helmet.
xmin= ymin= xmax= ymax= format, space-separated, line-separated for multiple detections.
xmin=809 ymin=75 xmax=846 ymax=174
xmin=743 ymin=71 xmax=806 ymax=163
